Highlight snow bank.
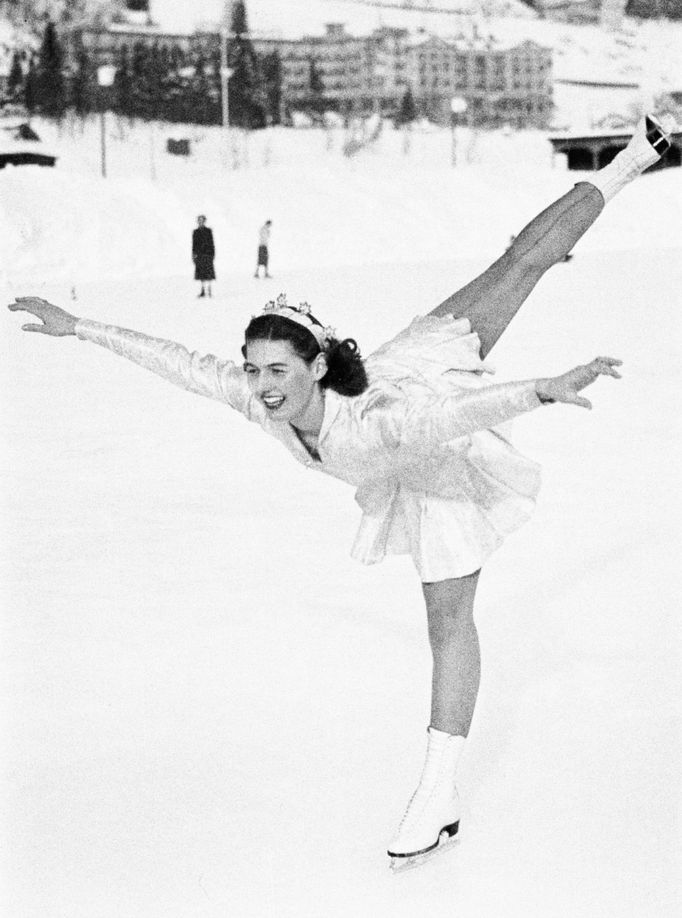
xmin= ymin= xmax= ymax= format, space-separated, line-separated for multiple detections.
xmin=2 ymin=118 xmax=680 ymax=294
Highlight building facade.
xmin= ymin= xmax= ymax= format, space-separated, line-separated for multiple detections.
xmin=405 ymin=34 xmax=553 ymax=126
xmin=72 ymin=19 xmax=553 ymax=128
xmin=252 ymin=24 xmax=552 ymax=127
xmin=249 ymin=24 xmax=413 ymax=118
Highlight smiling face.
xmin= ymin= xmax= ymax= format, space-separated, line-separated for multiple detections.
xmin=243 ymin=338 xmax=327 ymax=430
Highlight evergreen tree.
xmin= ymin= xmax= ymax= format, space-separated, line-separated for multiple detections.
xmin=24 ymin=56 xmax=38 ymax=112
xmin=113 ymin=44 xmax=134 ymax=118
xmin=207 ymin=50 xmax=223 ymax=125
xmin=130 ymin=40 xmax=154 ymax=119
xmin=187 ymin=50 xmax=216 ymax=125
xmin=308 ymin=58 xmax=325 ymax=117
xmin=229 ymin=36 xmax=266 ymax=128
xmin=151 ymin=44 xmax=172 ymax=120
xmin=144 ymin=44 xmax=165 ymax=119
xmin=36 ymin=21 xmax=67 ymax=117
xmin=70 ymin=35 xmax=94 ymax=115
xmin=227 ymin=2 xmax=266 ymax=129
xmin=164 ymin=49 xmax=180 ymax=122
xmin=231 ymin=0 xmax=249 ymax=36
xmin=396 ymin=87 xmax=417 ymax=126
xmin=261 ymin=49 xmax=282 ymax=125
xmin=8 ymin=51 xmax=24 ymax=100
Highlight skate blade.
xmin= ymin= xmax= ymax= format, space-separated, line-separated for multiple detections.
xmin=389 ymin=827 xmax=460 ymax=873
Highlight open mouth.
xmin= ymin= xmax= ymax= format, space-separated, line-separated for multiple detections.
xmin=262 ymin=395 xmax=286 ymax=410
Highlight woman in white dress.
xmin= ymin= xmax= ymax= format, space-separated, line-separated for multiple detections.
xmin=8 ymin=115 xmax=670 ymax=868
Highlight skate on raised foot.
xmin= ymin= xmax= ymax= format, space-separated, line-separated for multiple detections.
xmin=624 ymin=113 xmax=673 ymax=170
xmin=387 ymin=728 xmax=465 ymax=872
xmin=645 ymin=114 xmax=672 ymax=158
xmin=587 ymin=113 xmax=674 ymax=204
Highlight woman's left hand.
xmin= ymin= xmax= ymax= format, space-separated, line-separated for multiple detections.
xmin=535 ymin=356 xmax=623 ymax=409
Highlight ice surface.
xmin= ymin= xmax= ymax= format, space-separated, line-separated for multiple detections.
xmin=1 ymin=117 xmax=681 ymax=918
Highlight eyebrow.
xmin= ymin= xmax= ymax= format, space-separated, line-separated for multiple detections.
xmin=243 ymin=361 xmax=289 ymax=369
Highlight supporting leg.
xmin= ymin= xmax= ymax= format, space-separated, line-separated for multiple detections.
xmin=429 ymin=183 xmax=603 ymax=358
xmin=423 ymin=571 xmax=481 ymax=737
xmin=388 ymin=572 xmax=480 ymax=863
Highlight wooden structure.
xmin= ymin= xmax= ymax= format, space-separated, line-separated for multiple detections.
xmin=549 ymin=128 xmax=682 ymax=171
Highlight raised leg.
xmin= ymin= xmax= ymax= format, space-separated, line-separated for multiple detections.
xmin=423 ymin=571 xmax=481 ymax=736
xmin=429 ymin=183 xmax=604 ymax=358
xmin=429 ymin=114 xmax=671 ymax=359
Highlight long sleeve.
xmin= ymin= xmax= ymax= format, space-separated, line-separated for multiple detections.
xmin=359 ymin=380 xmax=542 ymax=454
xmin=75 ymin=319 xmax=252 ymax=416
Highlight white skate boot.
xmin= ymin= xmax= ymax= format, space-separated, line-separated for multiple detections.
xmin=588 ymin=113 xmax=673 ymax=203
xmin=388 ymin=728 xmax=465 ymax=871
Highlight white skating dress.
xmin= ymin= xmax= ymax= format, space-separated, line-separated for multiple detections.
xmin=76 ymin=314 xmax=542 ymax=581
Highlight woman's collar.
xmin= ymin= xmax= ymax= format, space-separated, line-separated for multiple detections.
xmin=318 ymin=388 xmax=343 ymax=444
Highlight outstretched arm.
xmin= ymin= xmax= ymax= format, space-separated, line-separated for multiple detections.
xmin=373 ymin=356 xmax=622 ymax=451
xmin=8 ymin=297 xmax=252 ymax=415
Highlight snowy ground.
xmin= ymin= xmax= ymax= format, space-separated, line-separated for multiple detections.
xmin=1 ymin=121 xmax=681 ymax=918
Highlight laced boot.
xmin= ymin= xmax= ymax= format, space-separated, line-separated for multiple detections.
xmin=588 ymin=113 xmax=673 ymax=204
xmin=388 ymin=728 xmax=465 ymax=867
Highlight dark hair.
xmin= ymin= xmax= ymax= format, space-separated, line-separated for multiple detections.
xmin=242 ymin=314 xmax=368 ymax=397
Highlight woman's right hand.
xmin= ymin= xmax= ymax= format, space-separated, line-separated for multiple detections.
xmin=8 ymin=297 xmax=80 ymax=336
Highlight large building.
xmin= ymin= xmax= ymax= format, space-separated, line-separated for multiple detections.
xmin=251 ymin=24 xmax=412 ymax=118
xmin=73 ymin=15 xmax=553 ymax=128
xmin=251 ymin=24 xmax=552 ymax=126
xmin=405 ymin=34 xmax=552 ymax=126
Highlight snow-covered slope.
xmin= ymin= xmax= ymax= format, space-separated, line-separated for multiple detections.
xmin=2 ymin=116 xmax=680 ymax=295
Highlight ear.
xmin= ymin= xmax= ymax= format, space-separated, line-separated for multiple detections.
xmin=312 ymin=352 xmax=328 ymax=382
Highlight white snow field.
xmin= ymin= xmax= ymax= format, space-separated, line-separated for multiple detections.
xmin=1 ymin=120 xmax=681 ymax=918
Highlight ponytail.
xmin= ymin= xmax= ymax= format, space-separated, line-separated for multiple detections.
xmin=321 ymin=337 xmax=368 ymax=396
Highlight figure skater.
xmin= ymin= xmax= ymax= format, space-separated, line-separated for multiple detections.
xmin=8 ymin=116 xmax=671 ymax=870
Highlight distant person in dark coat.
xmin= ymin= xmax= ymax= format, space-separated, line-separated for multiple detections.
xmin=254 ymin=220 xmax=272 ymax=278
xmin=192 ymin=215 xmax=216 ymax=297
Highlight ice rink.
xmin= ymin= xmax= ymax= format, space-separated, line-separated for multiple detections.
xmin=2 ymin=123 xmax=681 ymax=917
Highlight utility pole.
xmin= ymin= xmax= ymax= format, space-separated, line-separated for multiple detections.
xmin=221 ymin=25 xmax=230 ymax=131
xmin=220 ymin=2 xmax=235 ymax=165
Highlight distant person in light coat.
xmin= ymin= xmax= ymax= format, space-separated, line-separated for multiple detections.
xmin=192 ymin=215 xmax=216 ymax=298
xmin=254 ymin=220 xmax=272 ymax=278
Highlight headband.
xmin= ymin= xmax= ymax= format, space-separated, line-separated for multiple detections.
xmin=257 ymin=293 xmax=337 ymax=350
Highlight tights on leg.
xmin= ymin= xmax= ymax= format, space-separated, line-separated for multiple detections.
xmin=429 ymin=182 xmax=604 ymax=357
xmin=423 ymin=572 xmax=481 ymax=737
xmin=418 ymin=186 xmax=605 ymax=737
